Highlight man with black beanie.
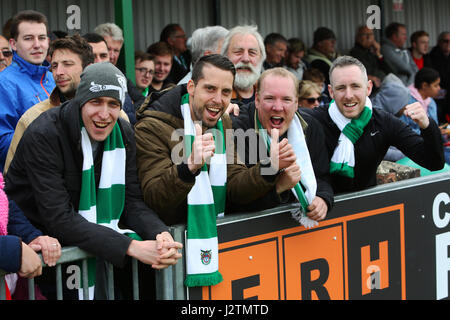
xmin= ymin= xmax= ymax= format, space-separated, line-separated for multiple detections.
xmin=5 ymin=62 xmax=182 ymax=299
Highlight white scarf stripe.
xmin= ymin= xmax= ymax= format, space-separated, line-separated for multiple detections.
xmin=187 ymin=171 xmax=215 ymax=205
xmin=288 ymin=114 xmax=317 ymax=204
xmin=99 ymin=148 xmax=126 ymax=188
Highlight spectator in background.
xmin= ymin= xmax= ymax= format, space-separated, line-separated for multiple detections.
xmin=82 ymin=33 xmax=110 ymax=63
xmin=285 ymin=37 xmax=309 ymax=80
xmin=0 ymin=10 xmax=55 ymax=171
xmin=303 ymin=68 xmax=331 ymax=106
xmin=0 ymin=35 xmax=12 ymax=71
xmin=221 ymin=25 xmax=266 ymax=105
xmin=134 ymin=51 xmax=155 ymax=97
xmin=298 ymin=80 xmax=323 ymax=109
xmin=94 ymin=23 xmax=123 ymax=66
xmin=405 ymin=67 xmax=440 ymax=134
xmin=409 ymin=30 xmax=432 ymax=70
xmin=429 ymin=31 xmax=450 ymax=124
xmin=94 ymin=23 xmax=142 ymax=125
xmin=178 ymin=25 xmax=229 ymax=85
xmin=263 ymin=32 xmax=288 ymax=70
xmin=381 ymin=22 xmax=418 ymax=86
xmin=305 ymin=27 xmax=340 ymax=84
xmin=350 ymin=25 xmax=391 ymax=93
xmin=160 ymin=23 xmax=191 ymax=84
xmin=146 ymin=41 xmax=176 ymax=95
xmin=4 ymin=34 xmax=129 ymax=173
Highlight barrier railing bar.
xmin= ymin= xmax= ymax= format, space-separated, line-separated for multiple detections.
xmin=56 ymin=264 xmax=63 ymax=300
xmin=132 ymin=258 xmax=139 ymax=300
xmin=107 ymin=262 xmax=114 ymax=300
xmin=0 ymin=276 xmax=6 ymax=300
xmin=28 ymin=278 xmax=35 ymax=300
xmin=82 ymin=259 xmax=89 ymax=300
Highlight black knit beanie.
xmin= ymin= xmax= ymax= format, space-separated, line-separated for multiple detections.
xmin=75 ymin=62 xmax=128 ymax=109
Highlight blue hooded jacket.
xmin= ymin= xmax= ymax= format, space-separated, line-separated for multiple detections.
xmin=0 ymin=52 xmax=55 ymax=171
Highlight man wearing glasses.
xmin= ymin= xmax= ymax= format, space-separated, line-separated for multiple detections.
xmin=0 ymin=35 xmax=13 ymax=71
xmin=134 ymin=51 xmax=155 ymax=97
xmin=0 ymin=10 xmax=55 ymax=171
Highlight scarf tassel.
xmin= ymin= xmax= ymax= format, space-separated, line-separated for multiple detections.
xmin=184 ymin=271 xmax=223 ymax=288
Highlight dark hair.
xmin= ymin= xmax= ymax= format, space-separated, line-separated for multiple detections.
xmin=135 ymin=50 xmax=154 ymax=63
xmin=414 ymin=67 xmax=440 ymax=90
xmin=160 ymin=23 xmax=181 ymax=42
xmin=146 ymin=41 xmax=174 ymax=57
xmin=10 ymin=10 xmax=48 ymax=40
xmin=303 ymin=68 xmax=325 ymax=83
xmin=287 ymin=37 xmax=306 ymax=54
xmin=82 ymin=32 xmax=108 ymax=46
xmin=264 ymin=32 xmax=287 ymax=46
xmin=49 ymin=34 xmax=94 ymax=69
xmin=191 ymin=54 xmax=235 ymax=84
xmin=410 ymin=30 xmax=429 ymax=44
xmin=385 ymin=22 xmax=406 ymax=39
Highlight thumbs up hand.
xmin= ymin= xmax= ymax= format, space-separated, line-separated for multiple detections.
xmin=187 ymin=123 xmax=216 ymax=174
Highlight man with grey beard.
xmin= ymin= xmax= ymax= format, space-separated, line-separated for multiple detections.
xmin=221 ymin=25 xmax=266 ymax=105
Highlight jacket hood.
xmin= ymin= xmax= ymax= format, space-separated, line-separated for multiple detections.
xmin=372 ymin=74 xmax=410 ymax=116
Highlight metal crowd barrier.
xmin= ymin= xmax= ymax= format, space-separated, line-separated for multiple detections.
xmin=2 ymin=171 xmax=450 ymax=300
xmin=0 ymin=246 xmax=141 ymax=300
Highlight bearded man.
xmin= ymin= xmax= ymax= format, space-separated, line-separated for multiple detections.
xmin=221 ymin=25 xmax=266 ymax=105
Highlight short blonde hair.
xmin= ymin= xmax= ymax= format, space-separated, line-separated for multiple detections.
xmin=298 ymin=80 xmax=321 ymax=100
xmin=256 ymin=67 xmax=299 ymax=97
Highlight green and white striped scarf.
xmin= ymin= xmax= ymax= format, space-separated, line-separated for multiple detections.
xmin=328 ymin=98 xmax=373 ymax=178
xmin=78 ymin=120 xmax=136 ymax=299
xmin=181 ymin=94 xmax=226 ymax=287
xmin=256 ymin=112 xmax=318 ymax=228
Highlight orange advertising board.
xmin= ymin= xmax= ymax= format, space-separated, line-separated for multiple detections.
xmin=200 ymin=204 xmax=406 ymax=300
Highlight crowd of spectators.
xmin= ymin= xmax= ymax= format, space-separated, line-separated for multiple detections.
xmin=0 ymin=9 xmax=448 ymax=300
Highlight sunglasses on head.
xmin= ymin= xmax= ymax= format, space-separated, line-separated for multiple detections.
xmin=305 ymin=97 xmax=322 ymax=104
xmin=1 ymin=50 xmax=12 ymax=58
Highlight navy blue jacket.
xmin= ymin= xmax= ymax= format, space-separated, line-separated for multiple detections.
xmin=0 ymin=235 xmax=21 ymax=272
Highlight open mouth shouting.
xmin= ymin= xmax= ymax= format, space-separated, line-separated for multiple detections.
xmin=270 ymin=115 xmax=284 ymax=128
xmin=205 ymin=105 xmax=222 ymax=118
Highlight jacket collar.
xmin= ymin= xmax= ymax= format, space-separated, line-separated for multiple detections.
xmin=11 ymin=51 xmax=51 ymax=77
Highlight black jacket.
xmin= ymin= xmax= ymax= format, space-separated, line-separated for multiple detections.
xmin=5 ymin=100 xmax=168 ymax=267
xmin=230 ymin=102 xmax=334 ymax=212
xmin=307 ymin=105 xmax=445 ymax=194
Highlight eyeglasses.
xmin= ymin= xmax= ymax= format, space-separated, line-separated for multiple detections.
xmin=135 ymin=68 xmax=154 ymax=76
xmin=1 ymin=50 xmax=12 ymax=58
xmin=304 ymin=97 xmax=322 ymax=104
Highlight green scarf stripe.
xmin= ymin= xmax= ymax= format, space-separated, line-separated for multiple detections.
xmin=186 ymin=204 xmax=219 ymax=238
xmin=212 ymin=121 xmax=226 ymax=154
xmin=329 ymin=161 xmax=355 ymax=178
xmin=79 ymin=168 xmax=96 ymax=211
xmin=212 ymin=185 xmax=226 ymax=215
xmin=184 ymin=272 xmax=223 ymax=288
xmin=96 ymin=185 xmax=126 ymax=223
xmin=342 ymin=107 xmax=372 ymax=144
